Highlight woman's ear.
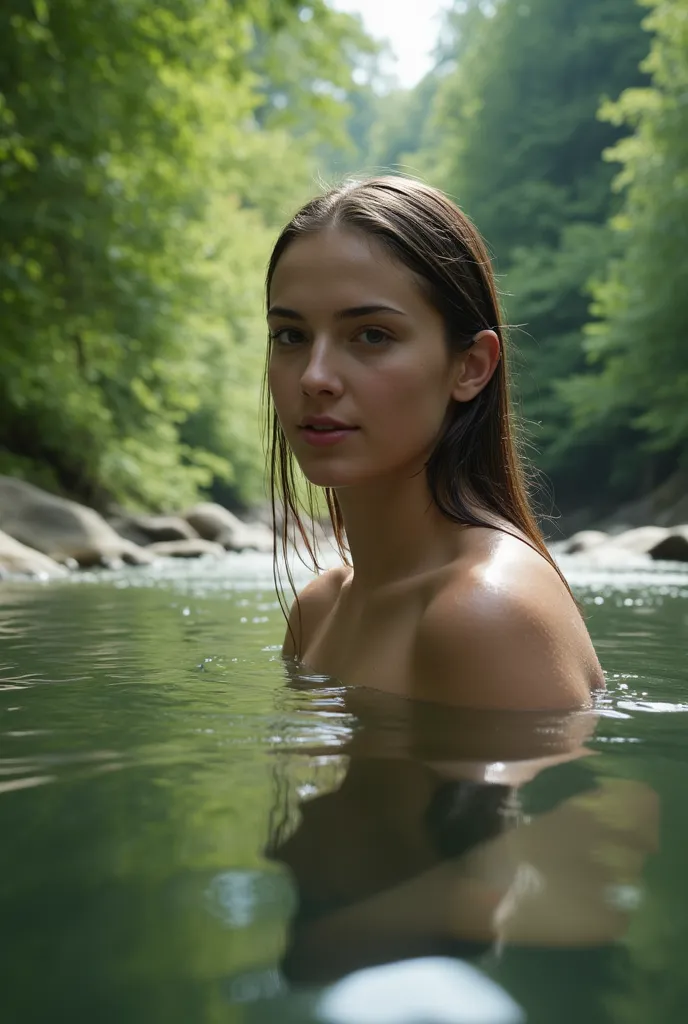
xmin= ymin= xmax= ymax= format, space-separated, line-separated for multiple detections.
xmin=451 ymin=330 xmax=501 ymax=403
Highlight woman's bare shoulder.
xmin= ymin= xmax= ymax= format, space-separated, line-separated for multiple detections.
xmin=415 ymin=530 xmax=605 ymax=710
xmin=282 ymin=565 xmax=351 ymax=658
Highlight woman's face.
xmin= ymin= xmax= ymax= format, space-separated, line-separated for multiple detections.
xmin=267 ymin=226 xmax=463 ymax=489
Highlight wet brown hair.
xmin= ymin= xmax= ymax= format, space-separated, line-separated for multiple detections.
xmin=263 ymin=175 xmax=573 ymax=652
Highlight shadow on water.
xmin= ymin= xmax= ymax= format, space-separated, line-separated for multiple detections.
xmin=0 ymin=556 xmax=687 ymax=1023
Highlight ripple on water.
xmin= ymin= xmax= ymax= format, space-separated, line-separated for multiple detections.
xmin=0 ymin=551 xmax=687 ymax=1022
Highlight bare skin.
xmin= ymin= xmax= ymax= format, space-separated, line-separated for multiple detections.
xmin=284 ymin=531 xmax=603 ymax=710
xmin=268 ymin=225 xmax=605 ymax=710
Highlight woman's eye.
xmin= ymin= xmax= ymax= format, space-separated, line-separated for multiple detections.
xmin=358 ymin=328 xmax=391 ymax=346
xmin=270 ymin=328 xmax=305 ymax=346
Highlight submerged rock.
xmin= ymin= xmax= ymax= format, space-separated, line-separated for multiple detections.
xmin=317 ymin=957 xmax=524 ymax=1024
xmin=147 ymin=539 xmax=224 ymax=558
xmin=0 ymin=477 xmax=153 ymax=568
xmin=0 ymin=529 xmax=68 ymax=579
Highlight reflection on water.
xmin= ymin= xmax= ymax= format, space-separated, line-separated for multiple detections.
xmin=0 ymin=554 xmax=687 ymax=1023
xmin=266 ymin=680 xmax=658 ymax=1021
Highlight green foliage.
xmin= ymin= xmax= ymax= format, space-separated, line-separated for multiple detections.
xmin=4 ymin=0 xmax=686 ymax=524
xmin=562 ymin=0 xmax=688 ymax=469
xmin=364 ymin=71 xmax=442 ymax=175
xmin=431 ymin=1 xmax=648 ymax=247
xmin=410 ymin=0 xmax=650 ymax=514
xmin=0 ymin=0 xmax=370 ymax=511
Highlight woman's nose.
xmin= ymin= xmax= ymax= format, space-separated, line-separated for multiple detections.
xmin=300 ymin=339 xmax=343 ymax=397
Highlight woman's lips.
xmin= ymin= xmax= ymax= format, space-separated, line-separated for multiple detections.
xmin=299 ymin=426 xmax=359 ymax=447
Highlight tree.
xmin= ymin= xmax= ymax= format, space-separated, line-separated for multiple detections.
xmin=562 ymin=0 xmax=688 ymax=483
xmin=0 ymin=0 xmax=372 ymax=510
xmin=413 ymin=0 xmax=649 ymax=515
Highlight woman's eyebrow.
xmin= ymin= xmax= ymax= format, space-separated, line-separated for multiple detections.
xmin=267 ymin=304 xmax=407 ymax=320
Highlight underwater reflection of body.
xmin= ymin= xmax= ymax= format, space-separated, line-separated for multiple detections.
xmin=266 ymin=681 xmax=658 ymax=1021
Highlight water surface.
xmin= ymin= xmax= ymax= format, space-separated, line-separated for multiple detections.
xmin=1 ymin=554 xmax=687 ymax=1023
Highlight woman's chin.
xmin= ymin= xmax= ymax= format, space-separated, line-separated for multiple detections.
xmin=301 ymin=470 xmax=356 ymax=489
xmin=297 ymin=461 xmax=369 ymax=490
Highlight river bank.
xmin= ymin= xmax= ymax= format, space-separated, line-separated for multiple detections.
xmin=1 ymin=474 xmax=688 ymax=581
xmin=0 ymin=476 xmax=273 ymax=580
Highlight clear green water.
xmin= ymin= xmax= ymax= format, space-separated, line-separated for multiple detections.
xmin=1 ymin=554 xmax=687 ymax=1024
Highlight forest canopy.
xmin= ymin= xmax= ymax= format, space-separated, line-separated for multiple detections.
xmin=0 ymin=0 xmax=375 ymax=511
xmin=1 ymin=0 xmax=686 ymax=525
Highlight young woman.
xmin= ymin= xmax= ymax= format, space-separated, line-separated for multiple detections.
xmin=265 ymin=175 xmax=604 ymax=710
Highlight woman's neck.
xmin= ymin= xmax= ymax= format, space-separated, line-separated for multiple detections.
xmin=335 ymin=471 xmax=469 ymax=591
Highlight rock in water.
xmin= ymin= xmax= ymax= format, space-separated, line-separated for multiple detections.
xmin=650 ymin=526 xmax=688 ymax=562
xmin=184 ymin=502 xmax=273 ymax=552
xmin=317 ymin=958 xmax=524 ymax=1024
xmin=183 ymin=502 xmax=248 ymax=541
xmin=109 ymin=514 xmax=200 ymax=545
xmin=0 ymin=477 xmax=152 ymax=568
xmin=147 ymin=539 xmax=224 ymax=558
xmin=606 ymin=525 xmax=670 ymax=555
xmin=0 ymin=529 xmax=68 ymax=579
xmin=216 ymin=521 xmax=273 ymax=553
xmin=562 ymin=529 xmax=609 ymax=554
xmin=568 ymin=545 xmax=652 ymax=567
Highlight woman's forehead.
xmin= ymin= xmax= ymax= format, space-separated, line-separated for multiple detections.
xmin=269 ymin=227 xmax=427 ymax=312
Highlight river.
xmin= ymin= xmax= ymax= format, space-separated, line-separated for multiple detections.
xmin=1 ymin=553 xmax=687 ymax=1023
